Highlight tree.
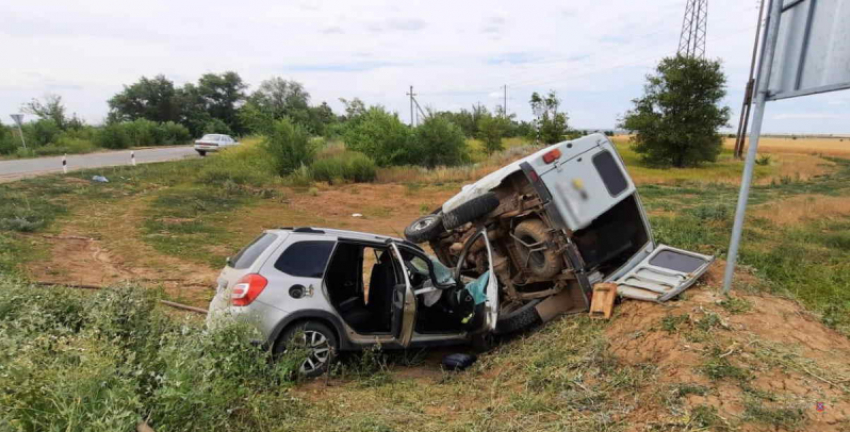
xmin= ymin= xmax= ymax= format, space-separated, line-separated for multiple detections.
xmin=414 ymin=117 xmax=468 ymax=167
xmin=247 ymin=78 xmax=310 ymax=120
xmin=22 ymin=94 xmax=67 ymax=129
xmin=621 ymin=56 xmax=731 ymax=167
xmin=344 ymin=107 xmax=414 ymax=166
xmin=195 ymin=72 xmax=248 ymax=133
xmin=107 ymin=75 xmax=182 ymax=124
xmin=263 ymin=118 xmax=315 ymax=175
xmin=477 ymin=113 xmax=509 ymax=155
xmin=529 ymin=90 xmax=569 ymax=144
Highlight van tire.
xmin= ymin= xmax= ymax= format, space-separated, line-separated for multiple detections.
xmin=513 ymin=219 xmax=563 ymax=279
xmin=443 ymin=192 xmax=500 ymax=230
xmin=495 ymin=300 xmax=542 ymax=334
xmin=404 ymin=214 xmax=445 ymax=243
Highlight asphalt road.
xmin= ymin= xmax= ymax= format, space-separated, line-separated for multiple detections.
xmin=0 ymin=146 xmax=199 ymax=183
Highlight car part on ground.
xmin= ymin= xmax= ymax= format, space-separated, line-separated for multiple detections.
xmin=589 ymin=283 xmax=617 ymax=319
xmin=441 ymin=353 xmax=477 ymax=371
xmin=404 ymin=214 xmax=445 ymax=243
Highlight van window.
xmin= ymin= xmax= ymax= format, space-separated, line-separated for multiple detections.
xmin=593 ymin=150 xmax=628 ymax=197
xmin=231 ymin=233 xmax=278 ymax=269
xmin=275 ymin=241 xmax=335 ymax=278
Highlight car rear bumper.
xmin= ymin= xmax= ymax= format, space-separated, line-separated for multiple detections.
xmin=194 ymin=144 xmax=220 ymax=151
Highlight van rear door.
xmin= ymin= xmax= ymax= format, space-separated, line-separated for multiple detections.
xmin=613 ymin=245 xmax=714 ymax=302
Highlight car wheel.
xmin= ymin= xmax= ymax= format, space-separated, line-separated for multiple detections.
xmin=275 ymin=321 xmax=338 ymax=378
xmin=495 ymin=299 xmax=542 ymax=335
xmin=513 ymin=219 xmax=563 ymax=279
xmin=404 ymin=214 xmax=445 ymax=243
xmin=197 ymin=150 xmax=206 ymax=157
xmin=443 ymin=192 xmax=500 ymax=230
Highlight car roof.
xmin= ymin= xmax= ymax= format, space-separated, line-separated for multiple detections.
xmin=266 ymin=227 xmax=414 ymax=246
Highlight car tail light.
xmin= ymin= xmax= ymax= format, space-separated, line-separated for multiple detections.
xmin=231 ymin=274 xmax=268 ymax=306
xmin=542 ymin=149 xmax=562 ymax=164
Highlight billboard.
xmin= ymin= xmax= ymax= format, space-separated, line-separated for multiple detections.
xmin=768 ymin=0 xmax=850 ymax=100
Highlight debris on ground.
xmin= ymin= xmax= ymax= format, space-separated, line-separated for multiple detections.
xmin=589 ymin=282 xmax=617 ymax=319
xmin=91 ymin=175 xmax=109 ymax=183
xmin=441 ymin=353 xmax=477 ymax=371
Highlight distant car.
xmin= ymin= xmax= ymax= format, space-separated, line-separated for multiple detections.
xmin=194 ymin=134 xmax=239 ymax=156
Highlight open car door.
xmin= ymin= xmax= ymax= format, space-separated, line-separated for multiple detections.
xmin=614 ymin=245 xmax=714 ymax=302
xmin=453 ymin=228 xmax=500 ymax=332
xmin=390 ymin=243 xmax=417 ymax=347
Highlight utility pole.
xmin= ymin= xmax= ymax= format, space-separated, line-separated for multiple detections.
xmin=734 ymin=0 xmax=767 ymax=159
xmin=407 ymin=85 xmax=416 ymax=127
xmin=678 ymin=0 xmax=708 ymax=58
xmin=503 ymin=85 xmax=507 ymax=118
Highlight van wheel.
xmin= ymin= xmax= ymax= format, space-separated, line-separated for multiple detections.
xmin=404 ymin=214 xmax=444 ymax=243
xmin=275 ymin=321 xmax=338 ymax=378
xmin=197 ymin=150 xmax=206 ymax=157
xmin=513 ymin=219 xmax=563 ymax=279
xmin=443 ymin=192 xmax=500 ymax=230
xmin=496 ymin=299 xmax=542 ymax=334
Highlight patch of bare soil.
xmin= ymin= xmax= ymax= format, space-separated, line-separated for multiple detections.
xmin=752 ymin=194 xmax=850 ymax=227
xmin=608 ymin=263 xmax=850 ymax=431
xmin=28 ymin=197 xmax=218 ymax=307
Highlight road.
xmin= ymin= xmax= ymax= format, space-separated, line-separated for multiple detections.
xmin=0 ymin=146 xmax=199 ymax=183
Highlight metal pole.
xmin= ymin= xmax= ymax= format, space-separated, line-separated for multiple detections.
xmin=409 ymin=85 xmax=415 ymax=127
xmin=723 ymin=0 xmax=783 ymax=294
xmin=734 ymin=0 xmax=767 ymax=158
xmin=503 ymin=85 xmax=507 ymax=117
xmin=16 ymin=124 xmax=27 ymax=149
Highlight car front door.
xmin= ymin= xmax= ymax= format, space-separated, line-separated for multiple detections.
xmin=390 ymin=243 xmax=417 ymax=347
xmin=453 ymin=228 xmax=499 ymax=332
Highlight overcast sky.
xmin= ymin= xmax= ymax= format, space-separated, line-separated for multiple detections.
xmin=2 ymin=0 xmax=849 ymax=133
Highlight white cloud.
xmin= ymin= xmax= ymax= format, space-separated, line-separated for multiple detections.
xmin=0 ymin=0 xmax=848 ymax=133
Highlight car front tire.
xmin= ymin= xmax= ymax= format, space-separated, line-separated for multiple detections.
xmin=196 ymin=150 xmax=206 ymax=157
xmin=404 ymin=214 xmax=445 ymax=243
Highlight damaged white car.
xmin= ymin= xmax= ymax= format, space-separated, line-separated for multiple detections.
xmin=404 ymin=133 xmax=714 ymax=332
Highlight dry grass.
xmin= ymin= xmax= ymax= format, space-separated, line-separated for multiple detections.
xmin=752 ymin=194 xmax=850 ymax=227
xmin=723 ymin=136 xmax=850 ymax=156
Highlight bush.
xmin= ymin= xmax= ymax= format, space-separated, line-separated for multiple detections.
xmin=263 ymin=118 xmax=314 ymax=175
xmin=310 ymin=150 xmax=377 ymax=184
xmin=203 ymin=118 xmax=233 ymax=135
xmin=154 ymin=121 xmax=192 ymax=145
xmin=22 ymin=118 xmax=62 ymax=147
xmin=198 ymin=141 xmax=277 ymax=186
xmin=413 ymin=116 xmax=468 ymax=167
xmin=124 ymin=118 xmax=158 ymax=147
xmin=344 ymin=107 xmax=414 ymax=166
xmin=0 ymin=123 xmax=17 ymax=155
xmin=97 ymin=123 xmax=131 ymax=149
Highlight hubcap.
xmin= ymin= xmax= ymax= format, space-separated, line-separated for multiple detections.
xmin=414 ymin=216 xmax=435 ymax=230
xmin=295 ymin=330 xmax=331 ymax=374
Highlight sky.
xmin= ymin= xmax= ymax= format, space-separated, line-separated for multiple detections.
xmin=2 ymin=0 xmax=849 ymax=134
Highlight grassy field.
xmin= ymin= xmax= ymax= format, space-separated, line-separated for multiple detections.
xmin=1 ymin=135 xmax=849 ymax=431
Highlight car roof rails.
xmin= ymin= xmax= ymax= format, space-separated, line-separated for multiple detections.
xmin=292 ymin=227 xmax=325 ymax=234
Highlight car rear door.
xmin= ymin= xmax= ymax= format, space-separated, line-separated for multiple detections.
xmin=390 ymin=243 xmax=417 ymax=347
xmin=613 ymin=245 xmax=714 ymax=302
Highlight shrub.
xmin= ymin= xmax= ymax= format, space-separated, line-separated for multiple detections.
xmin=263 ymin=118 xmax=314 ymax=175
xmin=413 ymin=116 xmax=468 ymax=167
xmin=22 ymin=118 xmax=62 ymax=147
xmin=154 ymin=121 xmax=191 ymax=145
xmin=125 ymin=118 xmax=158 ymax=147
xmin=198 ymin=141 xmax=277 ymax=186
xmin=344 ymin=107 xmax=414 ymax=166
xmin=97 ymin=123 xmax=131 ymax=149
xmin=203 ymin=118 xmax=233 ymax=135
xmin=0 ymin=123 xmax=17 ymax=155
xmin=310 ymin=150 xmax=377 ymax=184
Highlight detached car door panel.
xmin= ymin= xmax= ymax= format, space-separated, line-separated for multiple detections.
xmin=614 ymin=245 xmax=714 ymax=302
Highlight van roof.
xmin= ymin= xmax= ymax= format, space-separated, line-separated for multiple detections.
xmin=268 ymin=226 xmax=414 ymax=247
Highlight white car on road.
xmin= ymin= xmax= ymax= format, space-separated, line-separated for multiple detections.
xmin=194 ymin=134 xmax=239 ymax=156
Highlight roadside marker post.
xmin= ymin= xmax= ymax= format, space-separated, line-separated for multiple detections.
xmin=62 ymin=154 xmax=67 ymax=174
xmin=131 ymin=151 xmax=136 ymax=166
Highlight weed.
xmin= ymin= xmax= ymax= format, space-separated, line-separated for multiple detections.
xmin=744 ymin=401 xmax=806 ymax=430
xmin=661 ymin=314 xmax=690 ymax=333
xmin=701 ymin=347 xmax=750 ymax=381
xmin=695 ymin=312 xmax=724 ymax=332
xmin=690 ymin=404 xmax=723 ymax=429
xmin=719 ymin=296 xmax=752 ymax=314
xmin=308 ymin=187 xmax=319 ymax=196
xmin=756 ymin=154 xmax=772 ymax=166
xmin=419 ymin=203 xmax=431 ymax=214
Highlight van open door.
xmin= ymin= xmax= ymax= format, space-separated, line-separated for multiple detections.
xmin=614 ymin=245 xmax=714 ymax=302
xmin=390 ymin=243 xmax=417 ymax=347
xmin=453 ymin=228 xmax=500 ymax=332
